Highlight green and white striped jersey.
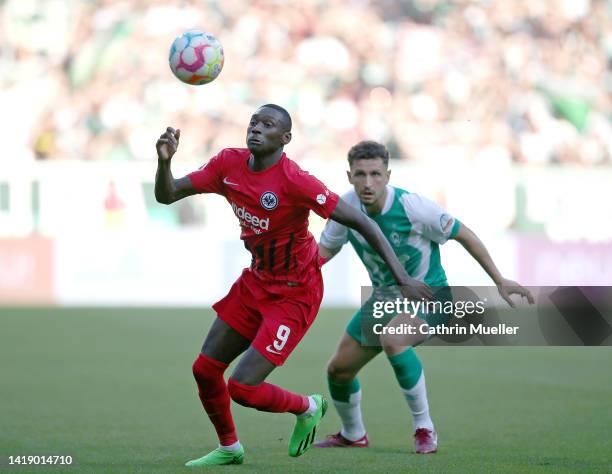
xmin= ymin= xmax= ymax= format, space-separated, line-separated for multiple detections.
xmin=320 ymin=186 xmax=461 ymax=287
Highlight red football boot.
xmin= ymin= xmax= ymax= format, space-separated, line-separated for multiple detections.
xmin=414 ymin=428 xmax=438 ymax=454
xmin=313 ymin=432 xmax=369 ymax=448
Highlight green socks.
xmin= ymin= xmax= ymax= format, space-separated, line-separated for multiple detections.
xmin=328 ymin=377 xmax=360 ymax=403
xmin=387 ymin=347 xmax=423 ymax=390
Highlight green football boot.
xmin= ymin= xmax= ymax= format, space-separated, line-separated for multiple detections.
xmin=289 ymin=394 xmax=328 ymax=457
xmin=185 ymin=446 xmax=244 ymax=467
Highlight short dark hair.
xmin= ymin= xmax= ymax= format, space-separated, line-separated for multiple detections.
xmin=260 ymin=103 xmax=292 ymax=132
xmin=347 ymin=140 xmax=389 ymax=166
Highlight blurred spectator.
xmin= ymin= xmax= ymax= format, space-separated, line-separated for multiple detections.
xmin=0 ymin=0 xmax=610 ymax=165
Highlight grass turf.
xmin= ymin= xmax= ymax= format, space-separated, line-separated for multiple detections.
xmin=1 ymin=307 xmax=611 ymax=473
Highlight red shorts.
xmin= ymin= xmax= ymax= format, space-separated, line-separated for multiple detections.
xmin=212 ymin=268 xmax=324 ymax=366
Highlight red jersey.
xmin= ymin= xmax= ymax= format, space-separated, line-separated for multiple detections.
xmin=187 ymin=148 xmax=339 ymax=284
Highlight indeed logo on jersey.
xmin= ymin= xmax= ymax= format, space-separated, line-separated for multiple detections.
xmin=231 ymin=201 xmax=269 ymax=234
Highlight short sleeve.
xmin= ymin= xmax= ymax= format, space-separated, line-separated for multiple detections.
xmin=187 ymin=151 xmax=225 ymax=194
xmin=290 ymin=169 xmax=339 ymax=219
xmin=399 ymin=193 xmax=460 ymax=244
xmin=320 ymin=219 xmax=348 ymax=250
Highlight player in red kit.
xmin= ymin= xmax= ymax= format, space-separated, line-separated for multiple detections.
xmin=154 ymin=104 xmax=430 ymax=467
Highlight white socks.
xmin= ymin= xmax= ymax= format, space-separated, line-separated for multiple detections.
xmin=219 ymin=440 xmax=242 ymax=452
xmin=298 ymin=395 xmax=317 ymax=418
xmin=332 ymin=375 xmax=434 ymax=440
xmin=401 ymin=373 xmax=434 ymax=431
xmin=335 ymin=389 xmax=366 ymax=441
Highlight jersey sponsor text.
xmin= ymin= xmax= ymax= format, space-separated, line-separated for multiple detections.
xmin=231 ymin=201 xmax=270 ymax=234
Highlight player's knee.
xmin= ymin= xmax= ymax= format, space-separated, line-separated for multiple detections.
xmin=192 ymin=356 xmax=206 ymax=381
xmin=192 ymin=353 xmax=224 ymax=385
xmin=227 ymin=377 xmax=257 ymax=407
xmin=382 ymin=343 xmax=409 ymax=357
xmin=326 ymin=360 xmax=356 ymax=384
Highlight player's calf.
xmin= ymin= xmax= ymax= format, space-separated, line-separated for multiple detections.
xmin=191 ymin=353 xmax=238 ymax=446
xmin=227 ymin=378 xmax=309 ymax=414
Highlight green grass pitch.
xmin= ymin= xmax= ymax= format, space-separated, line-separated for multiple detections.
xmin=1 ymin=307 xmax=611 ymax=473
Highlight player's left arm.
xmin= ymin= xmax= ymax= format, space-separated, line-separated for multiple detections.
xmin=452 ymin=224 xmax=534 ymax=307
xmin=330 ymin=198 xmax=432 ymax=300
xmin=318 ymin=214 xmax=348 ymax=265
xmin=318 ymin=243 xmax=341 ymax=265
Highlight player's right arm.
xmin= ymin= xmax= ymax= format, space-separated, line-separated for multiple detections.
xmin=155 ymin=127 xmax=199 ymax=204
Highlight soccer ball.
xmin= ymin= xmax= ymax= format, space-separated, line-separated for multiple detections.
xmin=168 ymin=30 xmax=224 ymax=85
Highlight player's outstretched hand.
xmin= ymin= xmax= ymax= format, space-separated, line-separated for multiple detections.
xmin=399 ymin=278 xmax=433 ymax=302
xmin=496 ymin=278 xmax=535 ymax=308
xmin=156 ymin=127 xmax=181 ymax=160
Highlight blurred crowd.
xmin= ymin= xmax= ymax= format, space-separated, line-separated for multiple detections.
xmin=1 ymin=0 xmax=611 ymax=166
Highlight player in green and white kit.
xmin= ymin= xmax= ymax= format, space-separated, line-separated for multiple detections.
xmin=314 ymin=141 xmax=533 ymax=453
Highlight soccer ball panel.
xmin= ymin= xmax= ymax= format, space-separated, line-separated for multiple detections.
xmin=172 ymin=36 xmax=188 ymax=54
xmin=189 ymin=35 xmax=206 ymax=48
xmin=169 ymin=51 xmax=181 ymax=69
xmin=174 ymin=66 xmax=194 ymax=83
xmin=181 ymin=46 xmax=197 ymax=66
xmin=203 ymin=46 xmax=218 ymax=63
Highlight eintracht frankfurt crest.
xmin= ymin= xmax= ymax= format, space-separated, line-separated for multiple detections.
xmin=260 ymin=191 xmax=278 ymax=210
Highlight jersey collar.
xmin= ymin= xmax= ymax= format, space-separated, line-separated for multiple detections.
xmin=245 ymin=151 xmax=286 ymax=174
xmin=381 ymin=185 xmax=394 ymax=214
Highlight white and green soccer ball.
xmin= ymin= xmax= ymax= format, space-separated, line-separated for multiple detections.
xmin=169 ymin=30 xmax=224 ymax=85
